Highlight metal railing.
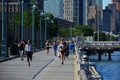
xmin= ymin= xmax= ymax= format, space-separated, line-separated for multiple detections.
xmin=77 ymin=41 xmax=120 ymax=47
xmin=75 ymin=44 xmax=103 ymax=80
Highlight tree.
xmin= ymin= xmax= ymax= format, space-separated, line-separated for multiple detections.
xmin=74 ymin=25 xmax=94 ymax=36
xmin=58 ymin=27 xmax=68 ymax=37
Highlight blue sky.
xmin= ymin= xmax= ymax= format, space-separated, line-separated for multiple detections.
xmin=103 ymin=0 xmax=112 ymax=9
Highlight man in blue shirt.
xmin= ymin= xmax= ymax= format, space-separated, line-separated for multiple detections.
xmin=53 ymin=41 xmax=58 ymax=56
xmin=69 ymin=41 xmax=75 ymax=53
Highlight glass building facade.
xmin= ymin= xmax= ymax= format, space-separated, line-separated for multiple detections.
xmin=89 ymin=0 xmax=103 ymax=8
xmin=73 ymin=0 xmax=87 ymax=25
xmin=73 ymin=0 xmax=83 ymax=25
xmin=44 ymin=0 xmax=63 ymax=19
xmin=63 ymin=0 xmax=73 ymax=22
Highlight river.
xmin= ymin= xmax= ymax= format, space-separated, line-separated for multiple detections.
xmin=90 ymin=51 xmax=120 ymax=80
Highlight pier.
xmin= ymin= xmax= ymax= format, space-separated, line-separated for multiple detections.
xmin=77 ymin=41 xmax=120 ymax=61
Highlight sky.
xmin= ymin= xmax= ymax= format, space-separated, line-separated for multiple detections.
xmin=103 ymin=0 xmax=112 ymax=9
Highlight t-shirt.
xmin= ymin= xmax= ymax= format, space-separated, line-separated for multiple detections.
xmin=53 ymin=44 xmax=57 ymax=50
xmin=25 ymin=44 xmax=32 ymax=52
xmin=69 ymin=43 xmax=74 ymax=50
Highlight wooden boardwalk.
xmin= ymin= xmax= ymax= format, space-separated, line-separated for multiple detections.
xmin=0 ymin=48 xmax=77 ymax=80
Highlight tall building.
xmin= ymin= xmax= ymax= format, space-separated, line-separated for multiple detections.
xmin=103 ymin=9 xmax=111 ymax=32
xmin=44 ymin=0 xmax=87 ymax=25
xmin=87 ymin=5 xmax=97 ymax=29
xmin=63 ymin=0 xmax=73 ymax=22
xmin=87 ymin=0 xmax=103 ymax=31
xmin=103 ymin=4 xmax=118 ymax=34
xmin=64 ymin=0 xmax=87 ymax=25
xmin=112 ymin=0 xmax=120 ymax=11
xmin=73 ymin=0 xmax=87 ymax=25
xmin=44 ymin=0 xmax=63 ymax=19
xmin=88 ymin=0 xmax=102 ymax=8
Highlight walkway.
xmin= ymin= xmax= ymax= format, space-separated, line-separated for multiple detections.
xmin=0 ymin=48 xmax=76 ymax=80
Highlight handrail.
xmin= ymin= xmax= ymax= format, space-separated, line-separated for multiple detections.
xmin=77 ymin=41 xmax=120 ymax=47
xmin=75 ymin=44 xmax=103 ymax=80
xmin=75 ymin=44 xmax=88 ymax=80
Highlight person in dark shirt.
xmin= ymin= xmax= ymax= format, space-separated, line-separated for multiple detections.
xmin=18 ymin=39 xmax=25 ymax=61
xmin=63 ymin=42 xmax=69 ymax=59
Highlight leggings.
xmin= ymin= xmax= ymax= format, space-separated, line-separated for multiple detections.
xmin=26 ymin=51 xmax=32 ymax=62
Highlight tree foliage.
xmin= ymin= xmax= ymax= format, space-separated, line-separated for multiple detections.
xmin=74 ymin=25 xmax=94 ymax=36
xmin=58 ymin=28 xmax=69 ymax=37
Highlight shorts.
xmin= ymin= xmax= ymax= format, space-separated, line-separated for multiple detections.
xmin=46 ymin=47 xmax=49 ymax=49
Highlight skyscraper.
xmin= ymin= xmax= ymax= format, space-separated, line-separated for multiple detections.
xmin=112 ymin=0 xmax=120 ymax=11
xmin=73 ymin=0 xmax=86 ymax=25
xmin=44 ymin=0 xmax=63 ymax=19
xmin=88 ymin=0 xmax=103 ymax=8
xmin=63 ymin=0 xmax=73 ymax=22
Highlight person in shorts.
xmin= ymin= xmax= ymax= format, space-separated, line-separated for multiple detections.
xmin=25 ymin=40 xmax=33 ymax=67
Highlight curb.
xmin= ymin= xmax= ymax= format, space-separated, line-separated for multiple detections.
xmin=0 ymin=55 xmax=19 ymax=63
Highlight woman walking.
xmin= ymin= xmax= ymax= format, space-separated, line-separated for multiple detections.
xmin=18 ymin=39 xmax=25 ymax=61
xmin=25 ymin=40 xmax=33 ymax=67
xmin=58 ymin=39 xmax=64 ymax=65
xmin=63 ymin=42 xmax=69 ymax=59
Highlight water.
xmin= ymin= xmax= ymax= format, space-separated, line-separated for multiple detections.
xmin=90 ymin=51 xmax=120 ymax=80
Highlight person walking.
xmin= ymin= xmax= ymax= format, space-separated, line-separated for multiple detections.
xmin=53 ymin=41 xmax=58 ymax=56
xmin=58 ymin=39 xmax=64 ymax=65
xmin=69 ymin=41 xmax=75 ymax=54
xmin=63 ymin=41 xmax=69 ymax=59
xmin=46 ymin=40 xmax=50 ymax=55
xmin=18 ymin=39 xmax=25 ymax=61
xmin=25 ymin=40 xmax=33 ymax=67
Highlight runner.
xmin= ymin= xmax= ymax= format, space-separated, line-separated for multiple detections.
xmin=25 ymin=40 xmax=33 ymax=67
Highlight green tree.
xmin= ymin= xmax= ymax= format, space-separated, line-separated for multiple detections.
xmin=74 ymin=25 xmax=94 ymax=36
xmin=58 ymin=27 xmax=68 ymax=37
xmin=99 ymin=32 xmax=107 ymax=41
xmin=9 ymin=10 xmax=32 ymax=30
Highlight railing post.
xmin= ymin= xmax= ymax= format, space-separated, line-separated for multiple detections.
xmin=108 ymin=52 xmax=111 ymax=61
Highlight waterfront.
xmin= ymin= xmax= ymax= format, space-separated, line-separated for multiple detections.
xmin=90 ymin=51 xmax=120 ymax=80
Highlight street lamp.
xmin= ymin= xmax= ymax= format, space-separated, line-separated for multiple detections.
xmin=40 ymin=11 xmax=44 ymax=48
xmin=1 ymin=0 xmax=6 ymax=58
xmin=32 ymin=3 xmax=36 ymax=49
xmin=21 ymin=0 xmax=24 ymax=39
xmin=70 ymin=26 xmax=72 ymax=40
xmin=93 ymin=32 xmax=96 ymax=41
xmin=97 ymin=9 xmax=100 ymax=42
xmin=45 ymin=16 xmax=49 ymax=41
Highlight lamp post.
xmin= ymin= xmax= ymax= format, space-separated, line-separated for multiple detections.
xmin=97 ymin=9 xmax=100 ymax=42
xmin=1 ymin=0 xmax=6 ymax=58
xmin=21 ymin=0 xmax=24 ymax=39
xmin=110 ymin=31 xmax=112 ymax=41
xmin=45 ymin=16 xmax=49 ymax=42
xmin=93 ymin=32 xmax=96 ymax=41
xmin=40 ymin=11 xmax=43 ymax=48
xmin=70 ymin=26 xmax=72 ymax=40
xmin=32 ymin=3 xmax=36 ymax=49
